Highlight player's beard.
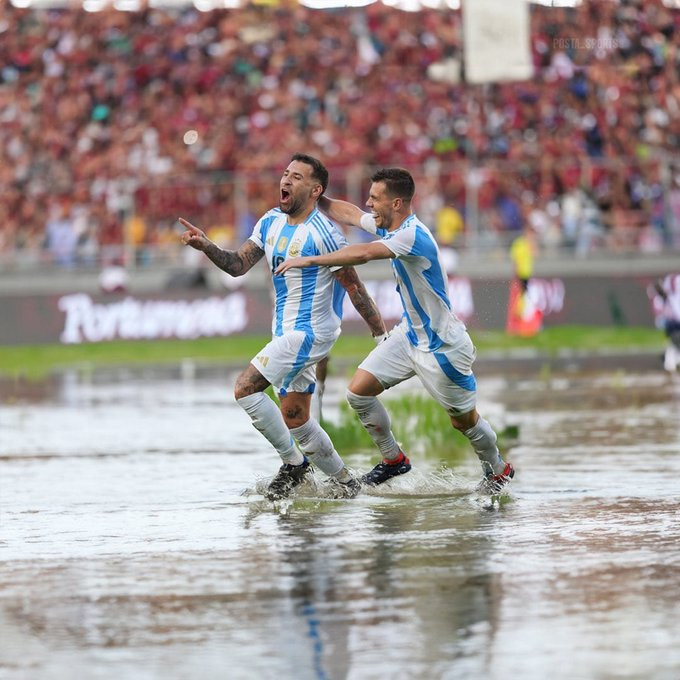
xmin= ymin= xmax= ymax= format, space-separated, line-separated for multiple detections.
xmin=280 ymin=194 xmax=305 ymax=216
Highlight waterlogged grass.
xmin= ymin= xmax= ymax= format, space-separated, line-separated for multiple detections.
xmin=0 ymin=335 xmax=378 ymax=380
xmin=323 ymin=393 xmax=518 ymax=461
xmin=471 ymin=325 xmax=665 ymax=353
xmin=0 ymin=325 xmax=665 ymax=380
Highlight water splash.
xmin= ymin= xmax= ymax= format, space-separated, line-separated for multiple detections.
xmin=246 ymin=465 xmax=501 ymax=501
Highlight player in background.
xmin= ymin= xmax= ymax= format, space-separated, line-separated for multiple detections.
xmin=507 ymin=224 xmax=542 ymax=336
xmin=180 ymin=153 xmax=385 ymax=499
xmin=276 ymin=167 xmax=514 ymax=493
xmin=652 ymin=274 xmax=680 ymax=372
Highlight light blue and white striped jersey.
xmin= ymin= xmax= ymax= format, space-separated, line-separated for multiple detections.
xmin=375 ymin=214 xmax=467 ymax=351
xmin=249 ymin=207 xmax=348 ymax=340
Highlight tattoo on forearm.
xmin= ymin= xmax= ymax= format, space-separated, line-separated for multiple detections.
xmin=336 ymin=267 xmax=385 ymax=336
xmin=204 ymin=241 xmax=263 ymax=276
xmin=204 ymin=244 xmax=243 ymax=275
xmin=350 ymin=287 xmax=384 ymax=336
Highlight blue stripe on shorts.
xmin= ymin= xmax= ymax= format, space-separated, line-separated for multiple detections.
xmin=433 ymin=351 xmax=477 ymax=391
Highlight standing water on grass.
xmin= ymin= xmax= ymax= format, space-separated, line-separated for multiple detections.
xmin=1 ymin=366 xmax=679 ymax=679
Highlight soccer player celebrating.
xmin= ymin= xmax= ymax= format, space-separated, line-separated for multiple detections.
xmin=180 ymin=154 xmax=386 ymax=500
xmin=276 ymin=167 xmax=514 ymax=493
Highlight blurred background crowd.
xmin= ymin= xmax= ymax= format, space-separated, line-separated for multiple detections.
xmin=0 ymin=0 xmax=679 ymax=270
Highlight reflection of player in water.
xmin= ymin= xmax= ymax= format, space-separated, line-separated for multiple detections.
xmin=651 ymin=274 xmax=680 ymax=372
xmin=240 ymin=501 xmax=502 ymax=677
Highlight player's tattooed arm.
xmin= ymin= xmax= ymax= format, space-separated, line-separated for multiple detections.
xmin=204 ymin=240 xmax=264 ymax=277
xmin=179 ymin=217 xmax=264 ymax=276
xmin=334 ymin=266 xmax=386 ymax=338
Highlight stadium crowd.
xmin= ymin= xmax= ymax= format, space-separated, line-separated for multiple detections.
xmin=0 ymin=0 xmax=678 ymax=267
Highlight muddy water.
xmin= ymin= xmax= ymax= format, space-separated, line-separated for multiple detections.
xmin=1 ymin=367 xmax=679 ymax=680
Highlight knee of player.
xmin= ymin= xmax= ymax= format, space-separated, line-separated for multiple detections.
xmin=233 ymin=383 xmax=247 ymax=401
xmin=233 ymin=372 xmax=252 ymax=401
xmin=449 ymin=408 xmax=479 ymax=432
xmin=346 ymin=389 xmax=372 ymax=411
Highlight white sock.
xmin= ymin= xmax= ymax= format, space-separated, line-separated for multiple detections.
xmin=463 ymin=417 xmax=505 ymax=476
xmin=289 ymin=419 xmax=345 ymax=477
xmin=346 ymin=390 xmax=401 ymax=461
xmin=237 ymin=392 xmax=304 ymax=465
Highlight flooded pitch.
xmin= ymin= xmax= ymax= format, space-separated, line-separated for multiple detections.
xmin=1 ymin=365 xmax=679 ymax=679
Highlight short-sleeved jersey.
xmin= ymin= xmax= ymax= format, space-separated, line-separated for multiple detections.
xmin=376 ymin=213 xmax=467 ymax=351
xmin=249 ymin=207 xmax=348 ymax=340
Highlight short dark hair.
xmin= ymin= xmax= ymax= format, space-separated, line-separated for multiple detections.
xmin=371 ymin=168 xmax=415 ymax=201
xmin=291 ymin=153 xmax=329 ymax=194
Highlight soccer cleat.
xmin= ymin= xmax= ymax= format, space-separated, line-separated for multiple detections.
xmin=482 ymin=462 xmax=515 ymax=494
xmin=361 ymin=451 xmax=412 ymax=486
xmin=326 ymin=475 xmax=362 ymax=499
xmin=265 ymin=457 xmax=312 ymax=501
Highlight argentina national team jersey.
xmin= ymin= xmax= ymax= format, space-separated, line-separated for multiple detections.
xmin=249 ymin=207 xmax=348 ymax=340
xmin=378 ymin=214 xmax=467 ymax=351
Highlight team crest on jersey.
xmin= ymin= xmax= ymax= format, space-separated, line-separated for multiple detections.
xmin=276 ymin=236 xmax=289 ymax=252
xmin=288 ymin=240 xmax=302 ymax=257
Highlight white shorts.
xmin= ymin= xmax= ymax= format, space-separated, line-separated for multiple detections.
xmin=358 ymin=323 xmax=477 ymax=415
xmin=251 ymin=331 xmax=336 ymax=396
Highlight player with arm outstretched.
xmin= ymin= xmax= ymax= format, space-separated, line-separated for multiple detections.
xmin=277 ymin=167 xmax=514 ymax=494
xmin=180 ymin=153 xmax=385 ymax=500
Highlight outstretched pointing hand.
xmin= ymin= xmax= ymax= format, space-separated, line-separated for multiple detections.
xmin=179 ymin=217 xmax=209 ymax=251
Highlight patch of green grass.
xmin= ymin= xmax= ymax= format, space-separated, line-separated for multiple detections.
xmin=470 ymin=325 xmax=665 ymax=354
xmin=323 ymin=393 xmax=518 ymax=463
xmin=0 ymin=334 xmax=376 ymax=380
xmin=0 ymin=326 xmax=665 ymax=380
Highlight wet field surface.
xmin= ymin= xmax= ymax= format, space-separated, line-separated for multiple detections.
xmin=1 ymin=363 xmax=679 ymax=680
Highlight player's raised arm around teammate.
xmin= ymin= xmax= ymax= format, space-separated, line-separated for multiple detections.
xmin=179 ymin=218 xmax=264 ymax=276
xmin=275 ymin=241 xmax=393 ymax=274
xmin=318 ymin=196 xmax=378 ymax=234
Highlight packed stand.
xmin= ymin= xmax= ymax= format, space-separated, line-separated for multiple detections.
xmin=0 ymin=0 xmax=678 ymax=268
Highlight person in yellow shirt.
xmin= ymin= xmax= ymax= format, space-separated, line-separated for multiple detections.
xmin=435 ymin=205 xmax=464 ymax=246
xmin=507 ymin=225 xmax=541 ymax=335
xmin=510 ymin=227 xmax=536 ymax=291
